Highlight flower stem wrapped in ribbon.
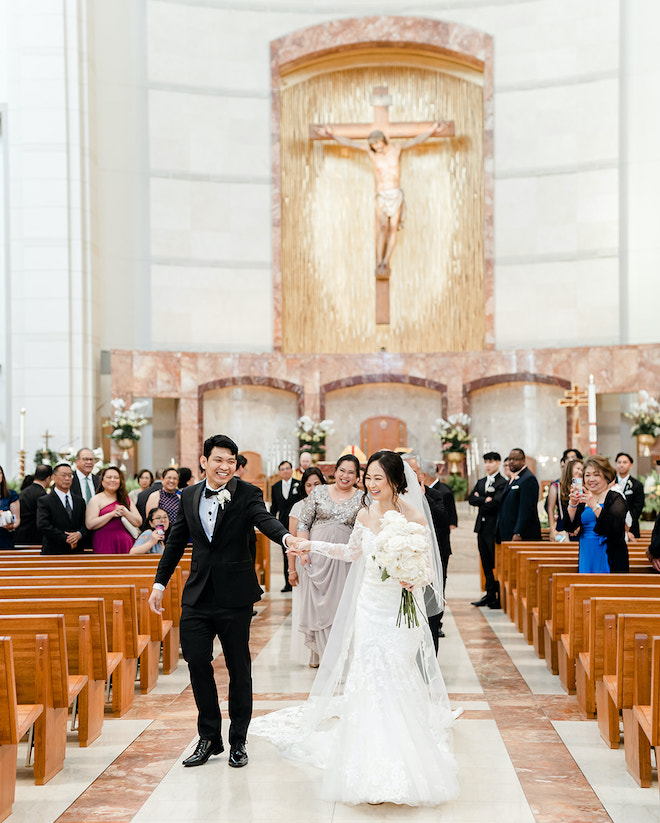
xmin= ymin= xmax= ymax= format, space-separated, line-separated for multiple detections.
xmin=372 ymin=510 xmax=433 ymax=628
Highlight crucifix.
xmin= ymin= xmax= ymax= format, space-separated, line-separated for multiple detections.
xmin=310 ymin=86 xmax=455 ymax=325
xmin=558 ymin=384 xmax=589 ymax=439
xmin=41 ymin=429 xmax=53 ymax=449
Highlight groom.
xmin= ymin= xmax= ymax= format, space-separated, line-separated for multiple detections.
xmin=149 ymin=434 xmax=299 ymax=768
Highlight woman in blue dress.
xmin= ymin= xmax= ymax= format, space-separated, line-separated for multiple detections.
xmin=563 ymin=455 xmax=629 ymax=573
xmin=0 ymin=464 xmax=20 ymax=549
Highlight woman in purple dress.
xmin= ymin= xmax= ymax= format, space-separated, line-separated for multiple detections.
xmin=86 ymin=466 xmax=142 ymax=554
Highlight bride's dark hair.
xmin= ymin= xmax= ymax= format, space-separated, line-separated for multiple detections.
xmin=361 ymin=450 xmax=408 ymax=508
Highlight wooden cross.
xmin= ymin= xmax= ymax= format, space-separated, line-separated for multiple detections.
xmin=310 ymin=86 xmax=455 ymax=325
xmin=41 ymin=429 xmax=53 ymax=449
xmin=558 ymin=384 xmax=589 ymax=437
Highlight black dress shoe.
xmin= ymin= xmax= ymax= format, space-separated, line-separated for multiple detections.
xmin=281 ymin=585 xmax=292 ymax=593
xmin=471 ymin=595 xmax=494 ymax=607
xmin=182 ymin=737 xmax=224 ymax=767
xmin=228 ymin=743 xmax=248 ymax=768
xmin=437 ymin=628 xmax=445 ymax=638
xmin=487 ymin=600 xmax=501 ymax=610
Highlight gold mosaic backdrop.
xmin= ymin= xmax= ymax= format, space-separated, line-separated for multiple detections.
xmin=280 ymin=62 xmax=485 ymax=354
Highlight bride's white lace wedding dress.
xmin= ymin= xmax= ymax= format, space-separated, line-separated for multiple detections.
xmin=250 ymin=519 xmax=460 ymax=806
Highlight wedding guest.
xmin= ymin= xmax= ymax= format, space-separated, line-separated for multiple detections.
xmin=296 ymin=455 xmax=361 ymax=664
xmin=0 ymin=464 xmax=20 ymax=549
xmin=71 ymin=447 xmax=100 ymax=502
xmin=287 ymin=467 xmax=325 ymax=665
xmin=403 ymin=454 xmax=450 ymax=648
xmin=496 ymin=448 xmax=541 ymax=543
xmin=646 ymin=510 xmax=660 ymax=571
xmin=545 ymin=448 xmax=583 ymax=536
xmin=468 ymin=451 xmax=507 ymax=608
xmin=177 ymin=467 xmax=195 ymax=488
xmin=146 ymin=467 xmax=181 ymax=524
xmin=615 ymin=452 xmax=645 ymax=538
xmin=235 ymin=455 xmax=248 ymax=478
xmin=37 ymin=463 xmax=87 ymax=554
xmin=130 ymin=507 xmax=170 ymax=555
xmin=422 ymin=459 xmax=457 ymax=628
xmin=293 ymin=451 xmax=313 ymax=481
xmin=270 ymin=460 xmax=301 ymax=592
xmin=129 ymin=468 xmax=154 ymax=506
xmin=136 ymin=469 xmax=163 ymax=521
xmin=13 ymin=464 xmax=52 ymax=546
xmin=547 ymin=458 xmax=583 ymax=542
xmin=86 ymin=466 xmax=142 ymax=554
xmin=564 ymin=455 xmax=629 ymax=573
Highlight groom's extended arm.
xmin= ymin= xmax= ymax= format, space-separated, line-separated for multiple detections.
xmin=245 ymin=485 xmax=295 ymax=546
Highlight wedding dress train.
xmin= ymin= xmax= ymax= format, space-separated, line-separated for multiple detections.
xmin=250 ymin=520 xmax=460 ymax=806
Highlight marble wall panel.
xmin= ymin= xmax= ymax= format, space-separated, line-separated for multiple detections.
xmin=202 ymin=385 xmax=299 ymax=469
xmin=324 ymin=383 xmax=445 ymax=463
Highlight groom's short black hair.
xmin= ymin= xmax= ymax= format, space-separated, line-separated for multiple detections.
xmin=203 ymin=434 xmax=238 ymax=458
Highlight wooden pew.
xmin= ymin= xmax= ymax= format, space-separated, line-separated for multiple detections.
xmin=544 ymin=571 xmax=657 ymax=677
xmin=0 ymin=615 xmax=86 ymax=784
xmin=532 ymin=562 xmax=580 ymax=662
xmin=0 ymin=636 xmax=43 ymax=823
xmin=573 ymin=595 xmax=660 ymax=716
xmin=559 ymin=583 xmax=660 ymax=695
xmin=626 ymin=634 xmax=660 ymax=789
xmin=516 ymin=551 xmax=578 ymax=636
xmin=0 ymin=570 xmax=172 ymax=695
xmin=0 ymin=584 xmax=141 ymax=717
xmin=597 ymin=613 xmax=660 ymax=749
xmin=0 ymin=598 xmax=116 ymax=747
xmin=0 ymin=558 xmax=186 ymax=675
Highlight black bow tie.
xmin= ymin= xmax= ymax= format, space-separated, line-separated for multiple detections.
xmin=205 ymin=486 xmax=226 ymax=499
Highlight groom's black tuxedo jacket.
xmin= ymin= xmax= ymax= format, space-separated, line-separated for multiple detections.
xmin=155 ymin=476 xmax=288 ymax=608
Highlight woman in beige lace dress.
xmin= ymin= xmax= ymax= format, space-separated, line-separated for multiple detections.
xmin=295 ymin=455 xmax=361 ymax=665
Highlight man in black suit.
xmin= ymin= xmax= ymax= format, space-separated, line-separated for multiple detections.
xmin=468 ymin=451 xmax=508 ymax=608
xmin=36 ymin=463 xmax=87 ymax=554
xmin=149 ymin=435 xmax=301 ymax=769
xmin=404 ymin=455 xmax=453 ymax=647
xmin=13 ymin=464 xmax=52 ymax=546
xmin=70 ymin=448 xmax=100 ymax=501
xmin=615 ymin=452 xmax=645 ymax=538
xmin=497 ymin=448 xmax=542 ymax=546
xmin=269 ymin=460 xmax=301 ymax=592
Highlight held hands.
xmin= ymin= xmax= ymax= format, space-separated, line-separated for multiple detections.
xmin=65 ymin=531 xmax=81 ymax=546
xmin=149 ymin=588 xmax=164 ymax=614
xmin=287 ymin=538 xmax=312 ymax=566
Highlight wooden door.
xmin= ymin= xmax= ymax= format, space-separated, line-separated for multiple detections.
xmin=360 ymin=417 xmax=406 ymax=457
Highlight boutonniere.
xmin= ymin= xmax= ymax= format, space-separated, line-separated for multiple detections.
xmin=217 ymin=489 xmax=231 ymax=509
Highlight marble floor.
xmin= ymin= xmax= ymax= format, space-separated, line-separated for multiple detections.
xmin=9 ymin=509 xmax=660 ymax=822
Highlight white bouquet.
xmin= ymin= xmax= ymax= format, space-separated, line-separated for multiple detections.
xmin=372 ymin=510 xmax=432 ymax=628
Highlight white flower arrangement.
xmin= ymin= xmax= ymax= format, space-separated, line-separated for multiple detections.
xmin=104 ymin=398 xmax=150 ymax=443
xmin=293 ymin=416 xmax=334 ymax=456
xmin=372 ymin=510 xmax=432 ymax=627
xmin=217 ymin=489 xmax=231 ymax=509
xmin=431 ymin=413 xmax=472 ymax=455
xmin=624 ymin=391 xmax=660 ymax=437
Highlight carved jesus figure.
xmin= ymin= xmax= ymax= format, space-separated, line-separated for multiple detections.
xmin=322 ymin=123 xmax=439 ymax=277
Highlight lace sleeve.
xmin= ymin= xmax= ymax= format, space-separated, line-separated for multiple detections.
xmin=310 ymin=523 xmax=362 ymax=562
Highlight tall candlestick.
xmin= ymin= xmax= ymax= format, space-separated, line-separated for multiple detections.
xmin=19 ymin=408 xmax=25 ymax=451
xmin=587 ymin=375 xmax=597 ymax=455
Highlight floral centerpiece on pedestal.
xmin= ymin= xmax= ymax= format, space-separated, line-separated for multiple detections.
xmin=431 ymin=413 xmax=472 ymax=473
xmin=624 ymin=392 xmax=660 ymax=456
xmin=642 ymin=470 xmax=660 ymax=519
xmin=104 ymin=398 xmax=149 ymax=458
xmin=293 ymin=416 xmax=334 ymax=461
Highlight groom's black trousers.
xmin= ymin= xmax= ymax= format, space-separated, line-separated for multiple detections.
xmin=180 ymin=593 xmax=254 ymax=745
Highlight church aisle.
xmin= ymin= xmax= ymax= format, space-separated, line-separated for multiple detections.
xmin=8 ymin=562 xmax=659 ymax=823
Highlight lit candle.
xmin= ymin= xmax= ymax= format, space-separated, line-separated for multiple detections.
xmin=19 ymin=408 xmax=25 ymax=451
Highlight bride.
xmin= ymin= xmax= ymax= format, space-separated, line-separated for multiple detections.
xmin=250 ymin=450 xmax=460 ymax=806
